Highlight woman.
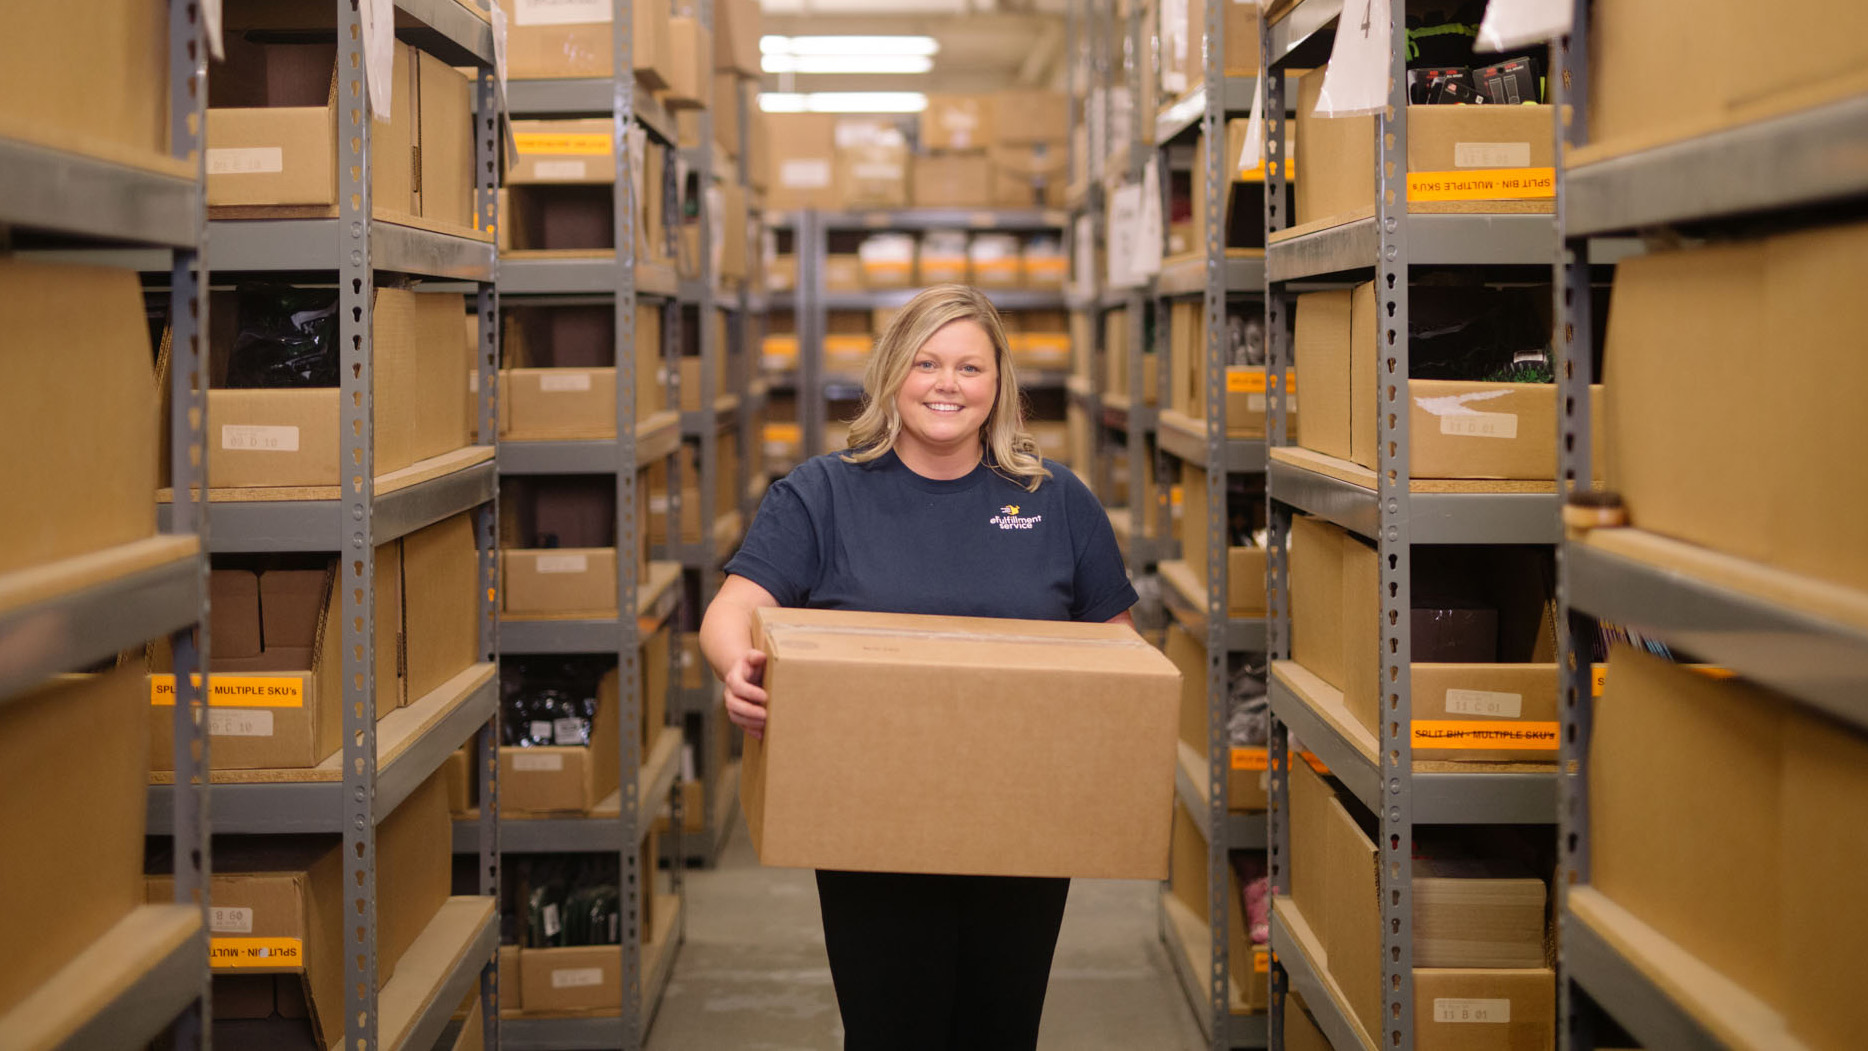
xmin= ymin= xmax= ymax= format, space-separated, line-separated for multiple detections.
xmin=699 ymin=284 xmax=1137 ymax=1050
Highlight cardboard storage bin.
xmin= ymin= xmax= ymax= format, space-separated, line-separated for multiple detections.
xmin=0 ymin=0 xmax=168 ymax=169
xmin=921 ymin=95 xmax=994 ymax=152
xmin=402 ymin=513 xmax=483 ymax=704
xmin=499 ymin=668 xmax=621 ymax=815
xmin=499 ymin=475 xmax=647 ymax=616
xmin=1178 ymin=463 xmax=1269 ymax=618
xmin=1287 ymin=759 xmax=1554 ymax=1046
xmin=1157 ymin=0 xmax=1259 ymax=97
xmin=742 ymin=608 xmax=1180 ymax=878
xmin=988 ymin=142 xmax=1068 ymax=209
xmin=0 ymin=669 xmax=148 ymax=1018
xmin=833 ymin=119 xmax=910 ymax=210
xmin=151 ymin=545 xmax=403 ymax=771
xmin=0 ymin=261 xmax=158 ymax=577
xmin=1592 ymin=646 xmax=1868 ymax=1051
xmin=145 ymin=770 xmax=452 ymax=1050
xmin=1604 ymin=220 xmax=1868 ymax=592
xmin=495 ymin=0 xmax=670 ymax=85
xmin=501 ymin=303 xmax=664 ymax=439
xmin=1168 ymin=800 xmax=1268 ymax=1012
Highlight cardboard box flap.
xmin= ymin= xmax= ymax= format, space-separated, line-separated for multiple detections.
xmin=755 ymin=608 xmax=1179 ymax=678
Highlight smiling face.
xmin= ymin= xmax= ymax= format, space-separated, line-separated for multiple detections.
xmin=892 ymin=318 xmax=999 ymax=468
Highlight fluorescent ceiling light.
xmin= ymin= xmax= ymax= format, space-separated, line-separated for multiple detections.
xmin=759 ymin=92 xmax=930 ymax=114
xmin=761 ymin=35 xmax=940 ymax=57
xmin=762 ymin=54 xmax=935 ymax=74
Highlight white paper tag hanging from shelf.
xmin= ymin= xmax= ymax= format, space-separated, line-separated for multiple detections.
xmin=203 ymin=0 xmax=225 ymax=61
xmin=1106 ymin=183 xmax=1142 ymax=289
xmin=1475 ymin=0 xmax=1572 ymax=52
xmin=1238 ymin=75 xmax=1266 ymax=174
xmin=361 ymin=0 xmax=395 ymax=123
xmin=491 ymin=4 xmax=519 ymax=166
xmin=1315 ymin=0 xmax=1392 ymax=117
xmin=1136 ymin=158 xmax=1164 ymax=279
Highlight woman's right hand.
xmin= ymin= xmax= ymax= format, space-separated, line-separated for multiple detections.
xmin=722 ymin=648 xmax=769 ymax=740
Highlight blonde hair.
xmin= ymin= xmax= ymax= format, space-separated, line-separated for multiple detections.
xmin=843 ymin=284 xmax=1052 ymax=491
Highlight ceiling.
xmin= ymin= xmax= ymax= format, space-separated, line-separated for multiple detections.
xmin=758 ymin=0 xmax=1072 ymax=97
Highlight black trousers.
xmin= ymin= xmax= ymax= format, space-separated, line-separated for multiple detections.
xmin=815 ymin=870 xmax=1071 ymax=1051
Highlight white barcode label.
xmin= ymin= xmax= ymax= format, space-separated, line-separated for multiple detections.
xmin=1439 ymin=411 xmax=1518 ymax=440
xmin=542 ymin=903 xmax=561 ymax=938
xmin=535 ymin=554 xmax=589 ymax=574
xmin=208 ymin=147 xmax=284 ymax=175
xmin=511 ymin=0 xmax=610 ymax=26
xmin=1444 ymin=689 xmax=1523 ymax=719
xmin=530 ymin=720 xmax=554 ymax=742
xmin=210 ymin=907 xmax=254 ymax=934
xmin=539 ymin=371 xmax=593 ymax=393
xmin=552 ymin=967 xmax=604 ymax=989
xmin=222 ymin=425 xmax=300 ymax=452
xmin=208 ymin=710 xmax=274 ymax=737
xmin=780 ymin=158 xmax=832 ymax=189
xmin=1454 ymin=142 xmax=1532 ymax=169
xmin=552 ymin=716 xmax=587 ymax=746
xmin=1247 ymin=393 xmax=1267 ymax=413
xmin=1434 ymin=998 xmax=1511 ymax=1024
xmin=532 ymin=159 xmax=589 ymax=180
xmin=513 ymin=752 xmax=564 ymax=772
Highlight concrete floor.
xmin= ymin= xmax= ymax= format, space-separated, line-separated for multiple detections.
xmin=646 ymin=813 xmax=1207 ymax=1051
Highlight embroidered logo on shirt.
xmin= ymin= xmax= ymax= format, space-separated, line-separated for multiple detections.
xmin=989 ymin=506 xmax=1044 ymax=530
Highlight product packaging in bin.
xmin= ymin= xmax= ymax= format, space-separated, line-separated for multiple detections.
xmin=741 ymin=608 xmax=1181 ymax=879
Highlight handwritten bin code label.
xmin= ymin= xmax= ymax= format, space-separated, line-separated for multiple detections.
xmin=1413 ymin=720 xmax=1558 ymax=750
xmin=210 ymin=937 xmax=304 ymax=969
xmin=551 ymin=967 xmax=605 ymax=989
xmin=1444 ymin=688 xmax=1523 ymax=719
xmin=221 ymin=424 xmax=299 ymax=452
xmin=1433 ymin=997 xmax=1511 ymax=1024
xmin=1408 ymin=166 xmax=1555 ymax=202
xmin=150 ymin=675 xmax=304 ymax=708
xmin=1439 ymin=411 xmax=1519 ymax=440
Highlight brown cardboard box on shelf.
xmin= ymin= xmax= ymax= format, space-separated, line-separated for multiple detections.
xmin=520 ymin=945 xmax=621 ymax=1012
xmin=500 ymin=667 xmax=621 ymax=815
xmin=663 ymin=17 xmax=711 ymax=110
xmin=921 ymin=95 xmax=994 ymax=152
xmin=1586 ymin=1 xmax=1868 ymax=160
xmin=151 ymin=544 xmax=403 ymax=772
xmin=207 ymin=37 xmax=417 ymax=215
xmin=741 ymin=608 xmax=1180 ymax=878
xmin=824 ymin=254 xmax=865 ymax=293
xmin=403 ymin=513 xmax=480 ymax=705
xmin=1168 ymin=800 xmax=1268 ymax=1011
xmin=0 ymin=261 xmax=158 ymax=577
xmin=1288 ymin=515 xmax=1347 ymax=692
xmin=144 ymin=770 xmax=451 ymax=1050
xmin=1159 ymin=0 xmax=1260 ymax=96
xmin=911 ymin=154 xmax=994 ymax=209
xmin=990 ymin=90 xmax=1069 ymax=147
xmin=1605 ymin=220 xmax=1868 ymax=592
xmin=917 ymin=231 xmax=971 ymax=285
xmin=858 ymin=233 xmax=917 ymax=290
xmin=507 ymin=119 xmax=620 ymax=185
xmin=1292 ymin=289 xmax=1353 ymax=461
xmin=1294 ymin=68 xmax=1553 ymax=227
xmin=1593 ymin=646 xmax=1868 ymax=1051
xmin=1164 ymin=624 xmax=1267 ymax=810
xmin=710 ymin=72 xmax=747 ymax=157
xmin=720 ymin=181 xmax=750 ymax=280
xmin=1285 ymin=993 xmax=1332 ymax=1051
xmin=502 ymin=549 xmax=619 ymax=616
xmin=989 ymin=143 xmax=1069 ymax=209
xmin=499 ymin=945 xmax=521 ymax=1013
xmin=211 ymin=569 xmax=264 ymax=660
xmin=502 ymin=302 xmax=664 ymax=438
xmin=443 ymin=747 xmax=472 ymax=815
xmin=712 ymin=0 xmax=762 ymax=77
xmin=495 ymin=0 xmax=671 ymax=86
xmin=188 ymin=287 xmax=468 ymax=489
xmin=1020 ymin=236 xmax=1069 ymax=292
xmin=0 ymin=669 xmax=148 ymax=1018
xmin=0 ymin=1 xmax=167 ymax=169
xmin=765 ymin=113 xmax=839 ymax=213
xmin=1178 ymin=463 xmax=1269 ymax=618
xmin=416 ymin=51 xmax=476 ymax=230
xmin=833 ymin=119 xmax=910 ymax=209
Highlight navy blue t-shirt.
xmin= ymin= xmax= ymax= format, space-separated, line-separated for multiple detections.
xmin=724 ymin=449 xmax=1137 ymax=623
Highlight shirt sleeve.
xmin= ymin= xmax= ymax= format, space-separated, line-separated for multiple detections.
xmin=1056 ymin=464 xmax=1138 ymax=622
xmin=722 ymin=473 xmax=821 ymax=608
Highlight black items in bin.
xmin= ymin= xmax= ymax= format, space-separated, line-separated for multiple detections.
xmin=500 ymin=656 xmax=613 ymax=747
xmin=509 ymin=855 xmax=623 ymax=948
xmin=1475 ymin=56 xmax=1543 ymax=105
xmin=1404 ymin=283 xmax=1553 ymax=383
xmin=223 ymin=286 xmax=339 ymax=388
xmin=1408 ymin=67 xmax=1478 ymax=105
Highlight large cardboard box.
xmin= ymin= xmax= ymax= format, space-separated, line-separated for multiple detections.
xmin=501 ymin=549 xmax=619 ymax=616
xmin=0 ymin=0 xmax=167 ymax=167
xmin=0 ymin=669 xmax=148 ymax=1017
xmin=189 ymin=287 xmax=468 ymax=489
xmin=145 ymin=770 xmax=452 ymax=1050
xmin=499 ymin=667 xmax=621 ymax=815
xmin=912 ymin=154 xmax=994 ymax=209
xmin=207 ymin=37 xmax=417 ymax=215
xmin=712 ymin=0 xmax=762 ymax=77
xmin=0 ymin=261 xmax=157 ymax=577
xmin=765 ymin=114 xmax=840 ymax=212
xmin=501 ymin=302 xmax=665 ymax=438
xmin=833 ymin=119 xmax=910 ymax=210
xmin=403 ymin=513 xmax=481 ymax=704
xmin=1605 ymin=220 xmax=1868 ymax=592
xmin=1159 ymin=0 xmax=1260 ymax=96
xmin=507 ymin=118 xmax=618 ymax=185
xmin=417 ymin=52 xmax=477 ymax=230
xmin=742 ymin=608 xmax=1179 ymax=878
xmin=152 ymin=546 xmax=403 ymax=771
xmin=495 ymin=0 xmax=671 ymax=87
xmin=663 ymin=17 xmax=711 ymax=110
xmin=989 ymin=90 xmax=1069 ymax=148
xmin=1294 ymin=68 xmax=1553 ymax=227
xmin=921 ymin=95 xmax=994 ymax=152
xmin=1593 ymin=646 xmax=1868 ymax=1051
xmin=1586 ymin=1 xmax=1868 ymax=159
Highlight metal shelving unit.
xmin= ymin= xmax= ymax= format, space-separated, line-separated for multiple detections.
xmin=485 ymin=0 xmax=693 ymax=1043
xmin=0 ymin=2 xmax=212 ymax=1046
xmin=1257 ymin=4 xmax=1565 ymax=1049
xmin=1549 ymin=5 xmax=1868 ymax=1050
xmin=170 ymin=5 xmax=510 ymax=1049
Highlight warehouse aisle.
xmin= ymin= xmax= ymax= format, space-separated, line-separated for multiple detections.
xmin=648 ymin=815 xmax=1206 ymax=1050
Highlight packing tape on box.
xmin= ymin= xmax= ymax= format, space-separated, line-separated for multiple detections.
xmin=761 ymin=622 xmax=1156 ymax=651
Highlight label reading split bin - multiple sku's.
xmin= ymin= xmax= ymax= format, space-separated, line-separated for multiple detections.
xmin=150 ymin=675 xmax=304 ymax=708
xmin=1412 ymin=720 xmax=1558 ymax=750
xmin=210 ymin=937 xmax=304 ymax=969
xmin=1407 ymin=166 xmax=1555 ymax=202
